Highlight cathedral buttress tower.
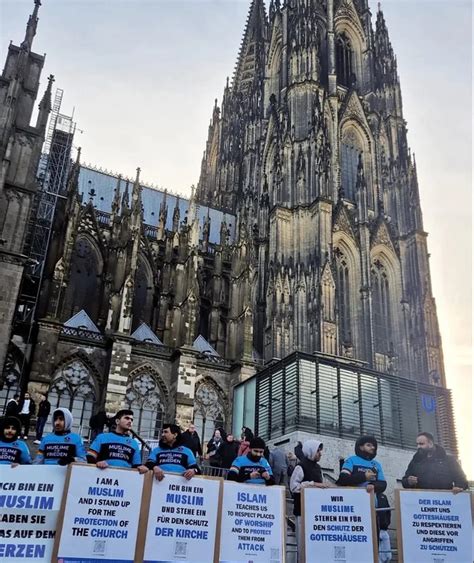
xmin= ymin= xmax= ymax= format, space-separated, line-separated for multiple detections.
xmin=0 ymin=0 xmax=52 ymax=373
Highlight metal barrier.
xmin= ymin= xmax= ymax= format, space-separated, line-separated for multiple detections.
xmin=200 ymin=465 xmax=230 ymax=478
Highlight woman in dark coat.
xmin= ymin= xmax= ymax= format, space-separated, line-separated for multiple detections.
xmin=206 ymin=428 xmax=225 ymax=468
xmin=219 ymin=434 xmax=240 ymax=469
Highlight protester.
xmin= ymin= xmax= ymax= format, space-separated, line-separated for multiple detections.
xmin=206 ymin=428 xmax=225 ymax=468
xmin=89 ymin=410 xmax=109 ymax=442
xmin=269 ymin=446 xmax=288 ymax=486
xmin=34 ymin=393 xmax=51 ymax=444
xmin=181 ymin=422 xmax=203 ymax=458
xmin=18 ymin=391 xmax=35 ymax=439
xmin=0 ymin=416 xmax=31 ymax=465
xmin=238 ymin=426 xmax=254 ymax=456
xmin=228 ymin=436 xmax=275 ymax=485
xmin=286 ymin=451 xmax=298 ymax=477
xmin=401 ymin=431 xmax=468 ymax=492
xmin=294 ymin=440 xmax=305 ymax=463
xmin=336 ymin=435 xmax=387 ymax=495
xmin=87 ymin=409 xmax=148 ymax=473
xmin=290 ymin=440 xmax=331 ymax=560
xmin=34 ymin=408 xmax=86 ymax=465
xmin=5 ymin=394 xmax=20 ymax=417
xmin=218 ymin=434 xmax=240 ymax=469
xmin=146 ymin=423 xmax=200 ymax=480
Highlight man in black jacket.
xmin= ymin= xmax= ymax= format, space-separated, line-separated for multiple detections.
xmin=181 ymin=422 xmax=203 ymax=458
xmin=34 ymin=394 xmax=51 ymax=444
xmin=401 ymin=432 xmax=468 ymax=492
xmin=5 ymin=394 xmax=20 ymax=417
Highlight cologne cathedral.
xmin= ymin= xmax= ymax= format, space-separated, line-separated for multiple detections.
xmin=0 ymin=0 xmax=447 ymax=446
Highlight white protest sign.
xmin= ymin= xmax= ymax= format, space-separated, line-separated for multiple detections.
xmin=219 ymin=481 xmax=285 ymax=563
xmin=302 ymin=487 xmax=377 ymax=563
xmin=55 ymin=463 xmax=146 ymax=562
xmin=142 ymin=473 xmax=222 ymax=563
xmin=397 ymin=489 xmax=473 ymax=563
xmin=0 ymin=465 xmax=66 ymax=561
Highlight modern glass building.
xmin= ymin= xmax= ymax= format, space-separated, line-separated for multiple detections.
xmin=233 ymin=352 xmax=457 ymax=455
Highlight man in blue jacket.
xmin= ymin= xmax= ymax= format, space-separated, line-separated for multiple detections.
xmin=87 ymin=409 xmax=148 ymax=473
xmin=336 ymin=435 xmax=387 ymax=496
xmin=34 ymin=408 xmax=86 ymax=465
xmin=0 ymin=416 xmax=31 ymax=465
xmin=146 ymin=423 xmax=200 ymax=480
xmin=228 ymin=436 xmax=275 ymax=485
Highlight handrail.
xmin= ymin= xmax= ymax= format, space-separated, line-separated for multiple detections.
xmin=130 ymin=428 xmax=152 ymax=452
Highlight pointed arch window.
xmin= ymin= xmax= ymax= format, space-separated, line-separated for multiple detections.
xmin=335 ymin=250 xmax=352 ymax=345
xmin=132 ymin=259 xmax=153 ymax=332
xmin=371 ymin=259 xmax=392 ymax=354
xmin=125 ymin=372 xmax=165 ymax=439
xmin=64 ymin=237 xmax=101 ymax=323
xmin=194 ymin=380 xmax=226 ymax=446
xmin=48 ymin=359 xmax=97 ymax=436
xmin=336 ymin=34 xmax=355 ymax=88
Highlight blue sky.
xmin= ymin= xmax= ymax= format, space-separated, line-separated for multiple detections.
xmin=1 ymin=0 xmax=471 ymax=475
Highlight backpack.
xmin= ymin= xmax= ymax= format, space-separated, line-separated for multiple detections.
xmin=376 ymin=492 xmax=391 ymax=530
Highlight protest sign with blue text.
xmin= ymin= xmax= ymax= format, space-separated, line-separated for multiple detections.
xmin=219 ymin=481 xmax=286 ymax=563
xmin=302 ymin=486 xmax=377 ymax=563
xmin=396 ymin=489 xmax=473 ymax=563
xmin=54 ymin=463 xmax=147 ymax=562
xmin=141 ymin=473 xmax=222 ymax=563
xmin=0 ymin=464 xmax=66 ymax=562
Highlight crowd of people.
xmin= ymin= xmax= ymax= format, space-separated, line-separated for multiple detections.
xmin=0 ymin=404 xmax=469 ymax=561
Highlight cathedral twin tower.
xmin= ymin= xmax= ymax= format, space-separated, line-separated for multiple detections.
xmin=196 ymin=0 xmax=444 ymax=385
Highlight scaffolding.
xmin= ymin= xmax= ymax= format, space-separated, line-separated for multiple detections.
xmin=13 ymin=87 xmax=75 ymax=365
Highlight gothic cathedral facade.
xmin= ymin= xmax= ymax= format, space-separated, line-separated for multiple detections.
xmin=0 ymin=0 xmax=445 ymax=442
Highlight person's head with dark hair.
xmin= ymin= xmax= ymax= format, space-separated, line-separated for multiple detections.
xmin=416 ymin=432 xmax=435 ymax=453
xmin=114 ymin=409 xmax=134 ymax=435
xmin=241 ymin=427 xmax=254 ymax=442
xmin=161 ymin=423 xmax=182 ymax=447
xmin=355 ymin=435 xmax=378 ymax=460
xmin=0 ymin=416 xmax=21 ymax=442
xmin=248 ymin=436 xmax=266 ymax=462
xmin=13 ymin=394 xmax=20 ymax=401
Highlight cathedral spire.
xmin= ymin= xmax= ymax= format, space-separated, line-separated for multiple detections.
xmin=70 ymin=147 xmax=81 ymax=186
xmin=21 ymin=0 xmax=41 ymax=52
xmin=35 ymin=74 xmax=53 ymax=132
xmin=121 ymin=180 xmax=130 ymax=212
xmin=131 ymin=167 xmax=142 ymax=211
xmin=374 ymin=4 xmax=399 ymax=88
xmin=188 ymin=184 xmax=200 ymax=247
xmin=66 ymin=147 xmax=81 ymax=209
xmin=172 ymin=195 xmax=181 ymax=231
xmin=111 ymin=174 xmax=122 ymax=217
xmin=233 ymin=0 xmax=268 ymax=93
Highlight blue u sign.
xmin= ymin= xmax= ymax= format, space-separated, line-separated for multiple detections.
xmin=421 ymin=394 xmax=436 ymax=413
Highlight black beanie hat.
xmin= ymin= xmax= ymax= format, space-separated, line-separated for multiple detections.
xmin=355 ymin=435 xmax=378 ymax=460
xmin=249 ymin=436 xmax=266 ymax=450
